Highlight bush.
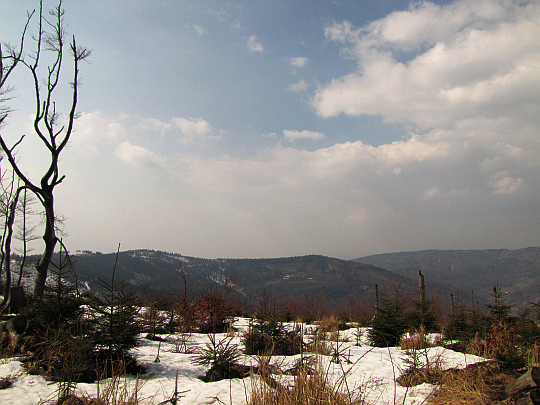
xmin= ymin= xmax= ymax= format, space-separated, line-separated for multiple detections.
xmin=195 ymin=293 xmax=234 ymax=333
xmin=24 ymin=325 xmax=95 ymax=383
xmin=191 ymin=334 xmax=242 ymax=382
xmin=173 ymin=292 xmax=235 ymax=333
xmin=243 ymin=317 xmax=303 ymax=356
xmin=486 ymin=322 xmax=526 ymax=371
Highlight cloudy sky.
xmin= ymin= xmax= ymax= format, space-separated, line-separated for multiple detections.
xmin=1 ymin=0 xmax=539 ymax=259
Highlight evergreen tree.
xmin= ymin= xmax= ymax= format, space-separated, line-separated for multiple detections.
xmin=487 ymin=285 xmax=512 ymax=323
xmin=368 ymin=286 xmax=406 ymax=347
xmin=89 ymin=245 xmax=140 ymax=355
xmin=407 ymin=298 xmax=438 ymax=333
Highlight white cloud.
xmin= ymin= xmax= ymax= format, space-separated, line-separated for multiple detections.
xmin=283 ymin=129 xmax=325 ymax=142
xmin=193 ymin=25 xmax=207 ymax=35
xmin=114 ymin=141 xmax=166 ymax=169
xmin=289 ymin=80 xmax=308 ymax=92
xmin=72 ymin=112 xmax=126 ymax=156
xmin=421 ymin=186 xmax=442 ymax=200
xmin=172 ymin=117 xmax=218 ymax=143
xmin=138 ymin=118 xmax=172 ymax=137
xmin=488 ymin=171 xmax=525 ymax=194
xmin=181 ymin=134 xmax=454 ymax=194
xmin=291 ymin=57 xmax=308 ymax=68
xmin=313 ymin=0 xmax=540 ymax=130
xmin=169 ymin=119 xmax=537 ymax=257
xmin=247 ymin=35 xmax=264 ymax=52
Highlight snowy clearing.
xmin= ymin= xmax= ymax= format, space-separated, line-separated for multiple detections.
xmin=0 ymin=318 xmax=487 ymax=405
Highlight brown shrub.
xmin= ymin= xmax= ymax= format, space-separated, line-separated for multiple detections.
xmin=431 ymin=362 xmax=517 ymax=405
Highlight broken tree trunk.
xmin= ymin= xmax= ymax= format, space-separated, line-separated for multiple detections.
xmin=506 ymin=367 xmax=540 ymax=405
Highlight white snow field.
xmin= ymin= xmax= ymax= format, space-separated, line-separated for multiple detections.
xmin=0 ymin=318 xmax=486 ymax=405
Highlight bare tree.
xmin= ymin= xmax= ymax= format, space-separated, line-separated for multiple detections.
xmin=15 ymin=187 xmax=40 ymax=286
xmin=0 ymin=1 xmax=90 ymax=301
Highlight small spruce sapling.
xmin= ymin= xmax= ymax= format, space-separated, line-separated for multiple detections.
xmin=191 ymin=334 xmax=240 ymax=382
xmin=90 ymin=244 xmax=140 ymax=356
xmin=368 ymin=284 xmax=407 ymax=347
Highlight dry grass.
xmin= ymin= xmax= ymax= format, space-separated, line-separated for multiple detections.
xmin=526 ymin=341 xmax=540 ymax=366
xmin=306 ymin=337 xmax=333 ymax=356
xmin=400 ymin=326 xmax=429 ymax=351
xmin=430 ymin=363 xmax=517 ymax=405
xmin=92 ymin=374 xmax=150 ymax=405
xmin=317 ymin=316 xmax=341 ymax=334
xmin=398 ymin=326 xmax=446 ymax=387
xmin=0 ymin=375 xmax=14 ymax=390
xmin=249 ymin=358 xmax=364 ymax=405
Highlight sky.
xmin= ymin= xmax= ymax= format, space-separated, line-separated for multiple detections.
xmin=0 ymin=0 xmax=539 ymax=260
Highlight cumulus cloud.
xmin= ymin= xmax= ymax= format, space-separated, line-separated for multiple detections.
xmin=291 ymin=56 xmax=308 ymax=68
xmin=488 ymin=171 xmax=525 ymax=194
xmin=172 ymin=117 xmax=219 ymax=143
xmin=182 ymin=134 xmax=454 ymax=194
xmin=72 ymin=112 xmax=126 ymax=155
xmin=313 ymin=0 xmax=540 ymax=130
xmin=138 ymin=118 xmax=172 ymax=137
xmin=114 ymin=141 xmax=166 ymax=169
xmin=283 ymin=129 xmax=325 ymax=142
xmin=172 ymin=103 xmax=540 ymax=254
xmin=289 ymin=80 xmax=308 ymax=92
xmin=247 ymin=35 xmax=264 ymax=52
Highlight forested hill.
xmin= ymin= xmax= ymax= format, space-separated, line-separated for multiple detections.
xmin=17 ymin=247 xmax=537 ymax=310
xmin=355 ymin=247 xmax=540 ymax=307
xmin=35 ymin=250 xmax=427 ymax=310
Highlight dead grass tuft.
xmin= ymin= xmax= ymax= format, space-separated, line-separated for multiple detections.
xmin=0 ymin=375 xmax=14 ymax=390
xmin=431 ymin=362 xmax=517 ymax=405
xmin=526 ymin=341 xmax=540 ymax=366
xmin=399 ymin=367 xmax=445 ymax=387
xmin=400 ymin=326 xmax=430 ymax=351
xmin=249 ymin=364 xmax=363 ymax=405
xmin=317 ymin=316 xmax=341 ymax=334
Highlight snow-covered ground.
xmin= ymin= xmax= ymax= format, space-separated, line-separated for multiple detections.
xmin=0 ymin=318 xmax=486 ymax=405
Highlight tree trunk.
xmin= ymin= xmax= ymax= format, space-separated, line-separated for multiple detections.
xmin=506 ymin=367 xmax=540 ymax=397
xmin=419 ymin=270 xmax=425 ymax=306
xmin=33 ymin=193 xmax=56 ymax=299
xmin=5 ymin=286 xmax=27 ymax=313
xmin=1 ymin=195 xmax=18 ymax=311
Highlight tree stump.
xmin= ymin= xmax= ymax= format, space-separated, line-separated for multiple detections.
xmin=506 ymin=367 xmax=540 ymax=405
xmin=2 ymin=286 xmax=27 ymax=314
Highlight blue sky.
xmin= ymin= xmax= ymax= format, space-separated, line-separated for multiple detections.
xmin=1 ymin=0 xmax=539 ymax=259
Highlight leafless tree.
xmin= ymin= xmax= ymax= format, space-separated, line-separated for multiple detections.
xmin=0 ymin=1 xmax=90 ymax=302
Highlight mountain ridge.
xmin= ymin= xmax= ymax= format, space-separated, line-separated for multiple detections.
xmin=354 ymin=246 xmax=540 ymax=307
xmin=14 ymin=246 xmax=538 ymax=311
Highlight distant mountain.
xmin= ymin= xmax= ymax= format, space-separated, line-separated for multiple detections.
xmin=355 ymin=247 xmax=540 ymax=307
xmin=46 ymin=250 xmax=428 ymax=311
xmin=15 ymin=247 xmax=536 ymax=313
